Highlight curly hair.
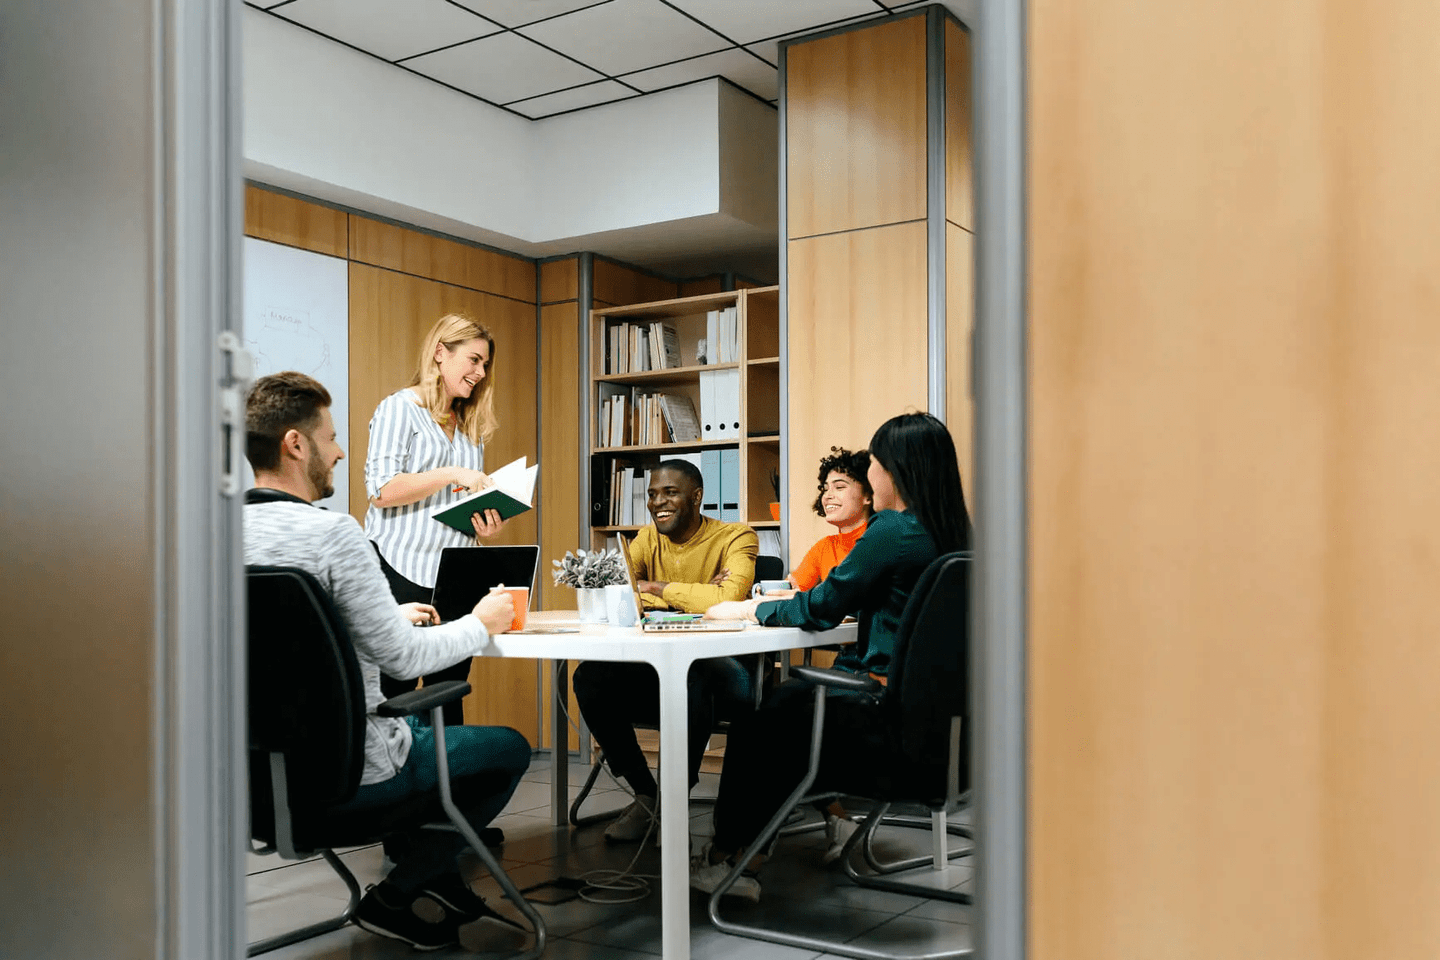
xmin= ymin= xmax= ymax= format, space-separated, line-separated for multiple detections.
xmin=811 ymin=446 xmax=874 ymax=518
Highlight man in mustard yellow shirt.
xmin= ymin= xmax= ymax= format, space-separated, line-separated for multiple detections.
xmin=572 ymin=459 xmax=758 ymax=842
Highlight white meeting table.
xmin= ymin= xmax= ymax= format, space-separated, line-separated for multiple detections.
xmin=474 ymin=610 xmax=857 ymax=960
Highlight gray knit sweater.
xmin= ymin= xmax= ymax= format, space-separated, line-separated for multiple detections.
xmin=245 ymin=500 xmax=489 ymax=784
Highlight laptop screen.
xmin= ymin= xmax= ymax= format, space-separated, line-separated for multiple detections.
xmin=431 ymin=545 xmax=540 ymax=624
xmin=614 ymin=533 xmax=646 ymax=626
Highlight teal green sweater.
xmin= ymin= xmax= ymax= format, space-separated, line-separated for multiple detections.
xmin=756 ymin=510 xmax=938 ymax=676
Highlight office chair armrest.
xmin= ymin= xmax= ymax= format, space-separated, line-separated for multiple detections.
xmin=789 ymin=665 xmax=882 ymax=695
xmin=377 ymin=680 xmax=473 ymax=718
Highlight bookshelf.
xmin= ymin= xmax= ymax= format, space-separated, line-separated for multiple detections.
xmin=589 ymin=287 xmax=783 ymax=557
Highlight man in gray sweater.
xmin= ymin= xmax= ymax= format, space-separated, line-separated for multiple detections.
xmin=245 ymin=371 xmax=528 ymax=951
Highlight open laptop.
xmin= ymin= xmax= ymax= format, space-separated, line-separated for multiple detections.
xmin=616 ymin=533 xmax=749 ymax=632
xmin=430 ymin=545 xmax=541 ymax=624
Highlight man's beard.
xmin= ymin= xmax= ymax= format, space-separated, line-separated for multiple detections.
xmin=306 ymin=446 xmax=334 ymax=500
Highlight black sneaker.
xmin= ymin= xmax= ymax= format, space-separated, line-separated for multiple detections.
xmin=353 ymin=885 xmax=462 ymax=951
xmin=419 ymin=873 xmax=524 ymax=930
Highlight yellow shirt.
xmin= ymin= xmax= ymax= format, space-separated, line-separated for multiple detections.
xmin=628 ymin=516 xmax=758 ymax=613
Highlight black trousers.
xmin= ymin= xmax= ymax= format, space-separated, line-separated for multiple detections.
xmin=711 ymin=679 xmax=895 ymax=854
xmin=374 ymin=546 xmax=472 ymax=728
xmin=571 ymin=657 xmax=756 ymax=792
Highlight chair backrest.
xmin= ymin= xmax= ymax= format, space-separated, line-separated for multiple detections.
xmin=247 ymin=566 xmax=368 ymax=825
xmin=883 ymin=551 xmax=972 ymax=769
xmin=755 ymin=554 xmax=785 ymax=582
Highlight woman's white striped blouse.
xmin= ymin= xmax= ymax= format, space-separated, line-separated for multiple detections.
xmin=363 ymin=388 xmax=485 ymax=587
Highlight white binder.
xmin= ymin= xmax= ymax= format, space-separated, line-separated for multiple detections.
xmin=700 ymin=449 xmax=722 ymax=515
xmin=719 ymin=447 xmax=740 ymax=522
xmin=713 ymin=368 xmax=741 ymax=440
xmin=699 ymin=370 xmax=718 ymax=441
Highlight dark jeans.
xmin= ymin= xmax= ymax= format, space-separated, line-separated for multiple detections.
xmin=331 ymin=716 xmax=530 ymax=894
xmin=374 ymin=545 xmax=472 ymax=728
xmin=572 ymin=657 xmax=757 ymax=793
xmin=711 ymin=679 xmax=892 ymax=854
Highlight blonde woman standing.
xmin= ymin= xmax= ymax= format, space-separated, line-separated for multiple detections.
xmin=365 ymin=313 xmax=507 ymax=725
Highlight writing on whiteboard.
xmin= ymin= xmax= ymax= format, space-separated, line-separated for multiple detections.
xmin=247 ymin=307 xmax=335 ymax=378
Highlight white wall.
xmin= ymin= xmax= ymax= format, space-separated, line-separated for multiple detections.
xmin=243 ymin=6 xmax=776 ymax=266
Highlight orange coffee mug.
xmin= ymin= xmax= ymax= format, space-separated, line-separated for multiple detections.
xmin=502 ymin=586 xmax=529 ymax=631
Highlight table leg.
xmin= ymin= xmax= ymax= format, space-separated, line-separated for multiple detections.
xmin=550 ymin=659 xmax=569 ymax=827
xmin=656 ymin=658 xmax=691 ymax=960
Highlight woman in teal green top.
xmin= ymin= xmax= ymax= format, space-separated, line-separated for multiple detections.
xmin=694 ymin=412 xmax=971 ymax=901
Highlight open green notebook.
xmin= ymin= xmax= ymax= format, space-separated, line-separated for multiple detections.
xmin=430 ymin=457 xmax=538 ymax=533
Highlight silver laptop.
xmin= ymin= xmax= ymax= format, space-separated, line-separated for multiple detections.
xmin=616 ymin=533 xmax=748 ymax=632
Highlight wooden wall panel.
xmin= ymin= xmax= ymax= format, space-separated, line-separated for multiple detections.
xmin=945 ymin=225 xmax=973 ymax=503
xmin=786 ymin=221 xmax=928 ymax=561
xmin=786 ymin=17 xmax=927 ymax=239
xmin=944 ymin=21 xmax=973 ymax=232
xmin=539 ymin=257 xmax=578 ymax=304
xmin=349 ymin=216 xmax=535 ymax=302
xmin=592 ymin=259 xmax=678 ymax=307
xmin=679 ymin=275 xmax=726 ymax=297
xmin=244 ymin=185 xmax=348 ymax=257
xmin=1029 ymin=0 xmax=1440 ymax=957
xmin=348 ymin=262 xmax=539 ymax=735
xmin=538 ymin=302 xmax=581 ymax=613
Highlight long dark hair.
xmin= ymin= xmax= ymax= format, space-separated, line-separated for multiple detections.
xmin=868 ymin=412 xmax=971 ymax=554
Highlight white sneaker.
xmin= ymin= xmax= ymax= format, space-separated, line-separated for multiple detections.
xmin=604 ymin=794 xmax=658 ymax=843
xmin=689 ymin=856 xmax=761 ymax=902
xmin=822 ymin=814 xmax=858 ymax=865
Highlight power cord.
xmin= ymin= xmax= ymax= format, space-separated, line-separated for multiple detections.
xmin=550 ymin=692 xmax=670 ymax=904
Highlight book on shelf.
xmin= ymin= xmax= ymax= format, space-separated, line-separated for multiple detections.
xmin=606 ymin=319 xmax=682 ymax=374
xmin=658 ymin=394 xmax=700 ymax=442
xmin=703 ymin=307 xmax=739 ymax=365
xmin=431 ymin=456 xmax=538 ymax=531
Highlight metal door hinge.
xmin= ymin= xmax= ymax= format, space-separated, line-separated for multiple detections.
xmin=218 ymin=331 xmax=254 ymax=497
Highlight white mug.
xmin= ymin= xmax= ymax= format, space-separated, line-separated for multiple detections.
xmin=605 ymin=583 xmax=638 ymax=626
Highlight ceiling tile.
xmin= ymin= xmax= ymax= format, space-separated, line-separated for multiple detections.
xmin=664 ymin=0 xmax=883 ymax=46
xmin=520 ymin=0 xmax=729 ymax=76
xmin=622 ymin=48 xmax=778 ymax=101
xmin=507 ymin=79 xmax=636 ymax=118
xmin=277 ymin=0 xmax=502 ymax=61
xmin=453 ymin=0 xmax=612 ymax=28
xmin=407 ymin=31 xmax=605 ymax=103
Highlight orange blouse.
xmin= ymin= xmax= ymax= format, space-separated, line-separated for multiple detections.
xmin=788 ymin=519 xmax=869 ymax=591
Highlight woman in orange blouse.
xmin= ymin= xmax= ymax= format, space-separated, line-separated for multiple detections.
xmin=787 ymin=447 xmax=874 ymax=591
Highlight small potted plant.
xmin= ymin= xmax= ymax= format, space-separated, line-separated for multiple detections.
xmin=552 ymin=548 xmax=627 ymax=622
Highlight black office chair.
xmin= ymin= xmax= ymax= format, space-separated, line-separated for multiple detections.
xmin=245 ymin=566 xmax=547 ymax=958
xmin=706 ymin=551 xmax=974 ymax=960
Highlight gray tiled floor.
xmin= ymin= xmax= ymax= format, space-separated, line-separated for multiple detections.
xmin=246 ymin=757 xmax=973 ymax=959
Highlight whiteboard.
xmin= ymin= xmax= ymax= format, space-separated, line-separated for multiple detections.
xmin=242 ymin=237 xmax=350 ymax=510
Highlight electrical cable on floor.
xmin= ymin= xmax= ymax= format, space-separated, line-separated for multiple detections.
xmin=551 ymin=690 xmax=667 ymax=904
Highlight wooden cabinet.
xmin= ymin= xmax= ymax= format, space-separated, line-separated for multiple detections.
xmin=587 ymin=287 xmax=783 ymax=553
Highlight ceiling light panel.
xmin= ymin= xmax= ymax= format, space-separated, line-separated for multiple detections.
xmin=520 ymin=0 xmax=729 ymax=76
xmin=278 ymin=0 xmax=502 ymax=62
xmin=622 ymin=48 xmax=778 ymax=101
xmin=407 ymin=31 xmax=605 ymax=103
xmin=663 ymin=0 xmax=882 ymax=45
xmin=507 ymin=79 xmax=636 ymax=118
